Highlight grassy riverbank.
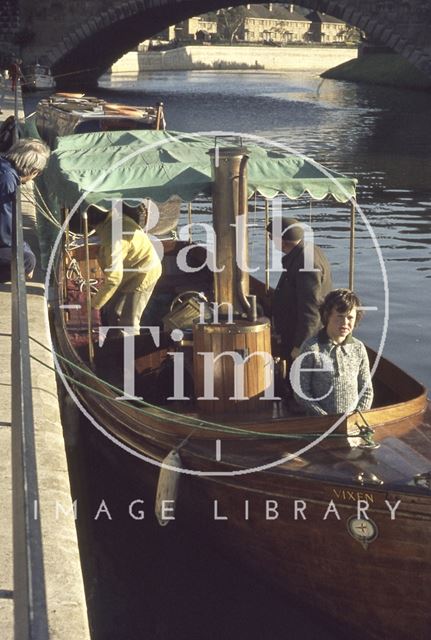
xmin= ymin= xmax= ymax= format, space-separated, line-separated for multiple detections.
xmin=321 ymin=53 xmax=431 ymax=90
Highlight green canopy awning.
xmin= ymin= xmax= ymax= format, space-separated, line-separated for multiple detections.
xmin=40 ymin=129 xmax=357 ymax=212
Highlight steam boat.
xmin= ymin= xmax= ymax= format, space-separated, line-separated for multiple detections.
xmin=37 ymin=129 xmax=431 ymax=639
xmin=34 ymin=93 xmax=165 ymax=148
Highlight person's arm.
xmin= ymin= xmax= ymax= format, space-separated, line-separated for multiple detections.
xmin=293 ymin=348 xmax=328 ymax=416
xmin=0 ymin=170 xmax=18 ymax=246
xmin=356 ymin=344 xmax=374 ymax=411
xmin=91 ymin=238 xmax=127 ymax=309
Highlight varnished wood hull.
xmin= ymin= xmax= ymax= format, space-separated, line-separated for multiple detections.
xmin=181 ymin=471 xmax=431 ymax=640
xmin=51 ymin=244 xmax=431 ymax=639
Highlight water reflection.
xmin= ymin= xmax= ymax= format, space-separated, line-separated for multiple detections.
xmin=25 ymin=70 xmax=431 ymax=385
xmin=22 ymin=70 xmax=431 ymax=640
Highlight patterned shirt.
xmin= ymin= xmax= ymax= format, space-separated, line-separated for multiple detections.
xmin=292 ymin=329 xmax=374 ymax=416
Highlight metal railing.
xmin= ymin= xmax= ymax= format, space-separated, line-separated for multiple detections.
xmin=10 ymin=83 xmax=49 ymax=639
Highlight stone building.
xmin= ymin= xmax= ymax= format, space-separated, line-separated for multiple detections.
xmin=306 ymin=11 xmax=346 ymax=43
xmin=173 ymin=13 xmax=217 ymax=42
xmin=163 ymin=4 xmax=351 ymax=46
xmin=242 ymin=4 xmax=312 ymax=44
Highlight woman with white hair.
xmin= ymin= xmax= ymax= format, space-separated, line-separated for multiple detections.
xmin=0 ymin=138 xmax=50 ymax=281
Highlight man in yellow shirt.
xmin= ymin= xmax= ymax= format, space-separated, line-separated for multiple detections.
xmin=89 ymin=203 xmax=162 ymax=335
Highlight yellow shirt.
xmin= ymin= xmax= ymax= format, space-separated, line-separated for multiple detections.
xmin=91 ymin=213 xmax=162 ymax=310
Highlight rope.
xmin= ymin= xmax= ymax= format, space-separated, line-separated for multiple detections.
xmin=29 ymin=334 xmax=354 ymax=441
xmin=30 ymin=352 xmax=175 ymax=440
xmin=173 ymin=430 xmax=198 ymax=454
xmin=21 ymin=184 xmax=82 ymax=243
xmin=23 ymin=64 xmax=138 ymax=84
xmin=32 ymin=184 xmax=63 ymax=227
xmin=65 ymin=255 xmax=98 ymax=293
xmin=21 ymin=191 xmax=61 ymax=229
xmin=51 ymin=66 xmax=103 ymax=81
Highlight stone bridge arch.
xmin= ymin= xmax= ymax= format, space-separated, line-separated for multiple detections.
xmin=16 ymin=0 xmax=431 ymax=87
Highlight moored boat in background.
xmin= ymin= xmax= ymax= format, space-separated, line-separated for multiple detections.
xmin=22 ymin=63 xmax=55 ymax=92
xmin=34 ymin=93 xmax=165 ymax=147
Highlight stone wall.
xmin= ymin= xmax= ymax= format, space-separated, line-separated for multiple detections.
xmin=131 ymin=45 xmax=357 ymax=73
xmin=111 ymin=51 xmax=139 ymax=74
xmin=0 ymin=0 xmax=20 ymax=61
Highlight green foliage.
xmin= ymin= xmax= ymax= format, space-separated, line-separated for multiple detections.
xmin=217 ymin=7 xmax=246 ymax=44
xmin=338 ymin=25 xmax=362 ymax=44
xmin=212 ymin=59 xmax=264 ymax=70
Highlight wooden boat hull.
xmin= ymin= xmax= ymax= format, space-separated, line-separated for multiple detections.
xmin=50 ymin=233 xmax=431 ymax=639
xmin=180 ymin=469 xmax=431 ymax=640
xmin=54 ymin=312 xmax=431 ymax=637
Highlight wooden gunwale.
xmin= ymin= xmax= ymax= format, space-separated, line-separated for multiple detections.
xmin=56 ymin=243 xmax=429 ymax=446
xmin=52 ymin=260 xmax=431 ymax=640
xmin=54 ymin=325 xmax=431 ymax=503
xmin=54 ymin=299 xmax=431 ymax=482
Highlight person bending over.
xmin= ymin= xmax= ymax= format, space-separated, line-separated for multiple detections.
xmin=0 ymin=138 xmax=50 ymax=281
xmin=88 ymin=203 xmax=162 ymax=336
xmin=292 ymin=289 xmax=373 ymax=416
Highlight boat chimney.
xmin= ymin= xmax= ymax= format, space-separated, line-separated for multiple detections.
xmin=208 ymin=145 xmax=250 ymax=317
xmin=193 ymin=146 xmax=273 ymax=416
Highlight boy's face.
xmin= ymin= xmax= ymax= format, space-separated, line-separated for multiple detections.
xmin=326 ymin=305 xmax=357 ymax=342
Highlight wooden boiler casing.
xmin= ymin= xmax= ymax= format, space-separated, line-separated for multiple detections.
xmin=193 ymin=319 xmax=273 ymax=415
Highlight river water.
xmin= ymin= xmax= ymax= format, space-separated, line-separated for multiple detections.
xmin=26 ymin=70 xmax=431 ymax=385
xmin=25 ymin=70 xmax=431 ymax=639
xmin=96 ymin=69 xmax=431 ymax=389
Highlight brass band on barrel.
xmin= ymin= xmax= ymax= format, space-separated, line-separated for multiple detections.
xmin=193 ymin=320 xmax=270 ymax=334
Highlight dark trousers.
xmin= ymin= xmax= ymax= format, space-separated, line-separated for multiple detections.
xmin=0 ymin=246 xmax=36 ymax=282
xmin=101 ymin=285 xmax=157 ymax=336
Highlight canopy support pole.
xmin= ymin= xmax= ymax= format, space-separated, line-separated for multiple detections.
xmin=82 ymin=211 xmax=94 ymax=365
xmin=188 ymin=203 xmax=192 ymax=243
xmin=349 ymin=199 xmax=356 ymax=290
xmin=63 ymin=207 xmax=69 ymax=249
xmin=61 ymin=207 xmax=69 ymax=312
xmin=156 ymin=102 xmax=164 ymax=130
xmin=265 ymin=199 xmax=270 ymax=293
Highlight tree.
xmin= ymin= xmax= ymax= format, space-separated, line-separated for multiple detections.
xmin=268 ymin=19 xmax=294 ymax=44
xmin=217 ymin=7 xmax=246 ymax=44
xmin=338 ymin=25 xmax=362 ymax=44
